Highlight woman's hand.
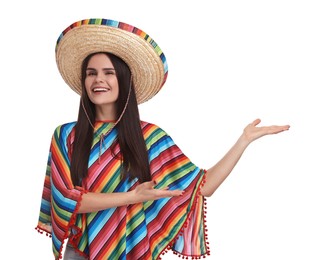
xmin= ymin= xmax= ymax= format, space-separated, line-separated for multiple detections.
xmin=241 ymin=118 xmax=290 ymax=145
xmin=201 ymin=118 xmax=290 ymax=197
xmin=131 ymin=180 xmax=183 ymax=203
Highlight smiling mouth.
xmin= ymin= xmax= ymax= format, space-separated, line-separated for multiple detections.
xmin=93 ymin=87 xmax=109 ymax=92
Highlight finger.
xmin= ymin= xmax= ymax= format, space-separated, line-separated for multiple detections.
xmin=251 ymin=118 xmax=261 ymax=126
xmin=158 ymin=189 xmax=184 ymax=197
xmin=169 ymin=190 xmax=184 ymax=196
xmin=261 ymin=125 xmax=289 ymax=135
xmin=269 ymin=125 xmax=290 ymax=134
xmin=282 ymin=125 xmax=290 ymax=130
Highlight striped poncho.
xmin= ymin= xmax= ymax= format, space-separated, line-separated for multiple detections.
xmin=36 ymin=120 xmax=210 ymax=259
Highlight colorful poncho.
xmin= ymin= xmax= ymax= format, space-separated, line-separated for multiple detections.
xmin=36 ymin=121 xmax=210 ymax=259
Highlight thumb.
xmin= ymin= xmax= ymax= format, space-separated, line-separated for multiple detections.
xmin=141 ymin=180 xmax=156 ymax=189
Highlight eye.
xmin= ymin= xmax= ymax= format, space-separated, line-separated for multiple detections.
xmin=104 ymin=70 xmax=115 ymax=75
xmin=86 ymin=71 xmax=96 ymax=76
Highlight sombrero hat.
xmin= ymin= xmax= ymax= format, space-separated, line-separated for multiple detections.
xmin=55 ymin=18 xmax=168 ymax=104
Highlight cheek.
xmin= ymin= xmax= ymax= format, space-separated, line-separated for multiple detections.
xmin=85 ymin=78 xmax=93 ymax=94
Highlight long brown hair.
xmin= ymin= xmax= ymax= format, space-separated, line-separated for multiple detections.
xmin=70 ymin=52 xmax=151 ymax=186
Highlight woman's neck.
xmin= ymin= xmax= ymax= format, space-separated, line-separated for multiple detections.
xmin=95 ymin=104 xmax=117 ymax=121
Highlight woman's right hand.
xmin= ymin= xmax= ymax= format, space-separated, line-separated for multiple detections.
xmin=130 ymin=180 xmax=184 ymax=203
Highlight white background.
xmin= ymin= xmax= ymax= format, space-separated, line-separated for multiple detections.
xmin=1 ymin=0 xmax=324 ymax=259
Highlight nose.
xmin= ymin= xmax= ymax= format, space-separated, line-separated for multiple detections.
xmin=95 ymin=72 xmax=105 ymax=83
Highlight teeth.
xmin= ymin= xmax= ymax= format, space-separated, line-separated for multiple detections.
xmin=93 ymin=88 xmax=108 ymax=92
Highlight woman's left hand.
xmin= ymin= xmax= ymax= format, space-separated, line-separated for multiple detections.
xmin=242 ymin=118 xmax=290 ymax=144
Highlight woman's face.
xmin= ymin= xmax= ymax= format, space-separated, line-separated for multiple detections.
xmin=85 ymin=53 xmax=119 ymax=109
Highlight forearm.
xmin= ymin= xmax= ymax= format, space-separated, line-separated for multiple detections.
xmin=78 ymin=191 xmax=136 ymax=213
xmin=201 ymin=135 xmax=249 ymax=197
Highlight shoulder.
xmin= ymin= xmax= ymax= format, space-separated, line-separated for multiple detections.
xmin=140 ymin=120 xmax=174 ymax=148
xmin=140 ymin=120 xmax=169 ymax=137
xmin=53 ymin=121 xmax=77 ymax=137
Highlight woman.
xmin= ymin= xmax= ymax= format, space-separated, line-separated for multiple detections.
xmin=36 ymin=18 xmax=290 ymax=260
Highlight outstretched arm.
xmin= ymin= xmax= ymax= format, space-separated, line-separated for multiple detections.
xmin=78 ymin=181 xmax=183 ymax=213
xmin=38 ymin=181 xmax=183 ymax=233
xmin=200 ymin=119 xmax=290 ymax=197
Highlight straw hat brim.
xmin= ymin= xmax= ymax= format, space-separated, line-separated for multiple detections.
xmin=55 ymin=19 xmax=168 ymax=104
